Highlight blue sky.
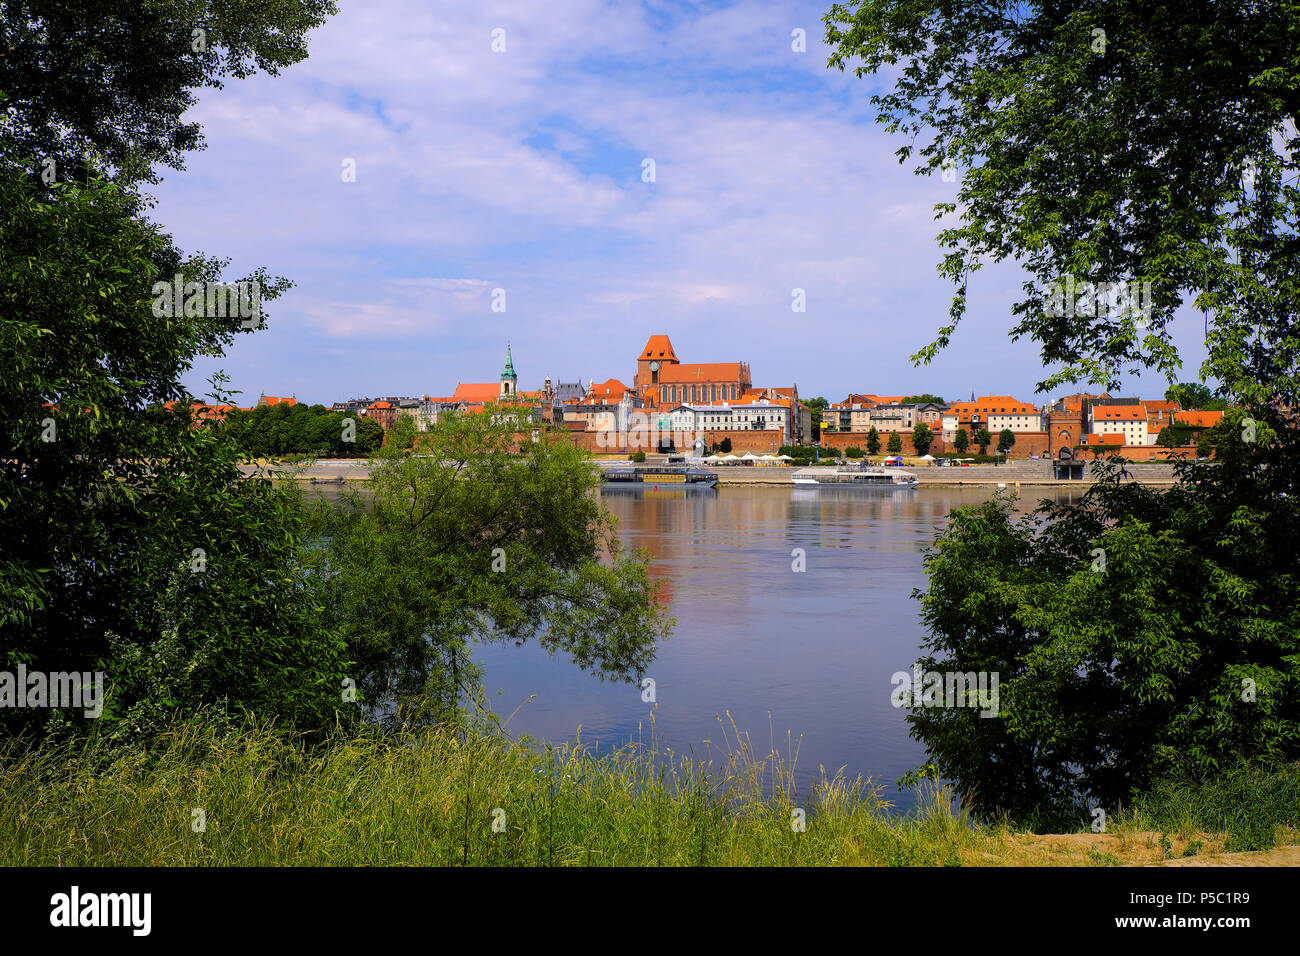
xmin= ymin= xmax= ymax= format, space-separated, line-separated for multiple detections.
xmin=152 ymin=0 xmax=1212 ymax=407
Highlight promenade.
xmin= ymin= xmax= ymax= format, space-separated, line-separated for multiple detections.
xmin=243 ymin=457 xmax=1186 ymax=488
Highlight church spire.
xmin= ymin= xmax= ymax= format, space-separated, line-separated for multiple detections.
xmin=500 ymin=342 xmax=517 ymax=398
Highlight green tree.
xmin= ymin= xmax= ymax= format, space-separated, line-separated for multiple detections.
xmin=0 ymin=167 xmax=347 ymax=740
xmin=1156 ymin=424 xmax=1196 ymax=448
xmin=997 ymin=428 xmax=1016 ymax=456
xmin=804 ymin=396 xmax=830 ymax=434
xmin=909 ymin=475 xmax=1300 ymax=820
xmin=2 ymin=0 xmax=339 ymax=189
xmin=388 ymin=414 xmax=417 ymax=451
xmin=953 ymin=428 xmax=969 ymax=454
xmin=0 ymin=0 xmax=345 ymax=742
xmin=845 ymin=446 xmax=864 ymax=459
xmin=345 ymin=418 xmax=379 ymax=455
xmin=1166 ymin=382 xmax=1229 ymax=412
xmin=313 ymin=410 xmax=672 ymax=724
xmin=912 ymin=422 xmax=934 ymax=456
xmin=866 ymin=426 xmax=882 ymax=455
xmin=975 ymin=428 xmax=992 ymax=455
xmin=903 ymin=394 xmax=946 ymax=405
xmin=887 ymin=432 xmax=903 ymax=454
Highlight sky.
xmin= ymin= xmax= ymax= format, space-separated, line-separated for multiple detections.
xmin=152 ymin=0 xmax=1212 ymax=408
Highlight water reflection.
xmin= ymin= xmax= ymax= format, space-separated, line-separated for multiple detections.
xmin=471 ymin=485 xmax=1082 ymax=810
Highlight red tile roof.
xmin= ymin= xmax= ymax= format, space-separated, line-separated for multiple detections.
xmin=452 ymin=382 xmax=502 ymax=403
xmin=1175 ymin=409 xmax=1224 ymax=428
xmin=1093 ymin=405 xmax=1145 ymax=421
xmin=640 ymin=334 xmax=678 ymax=361
xmin=658 ymin=362 xmax=745 ymax=384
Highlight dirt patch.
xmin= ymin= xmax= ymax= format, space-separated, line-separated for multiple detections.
xmin=963 ymin=830 xmax=1300 ymax=867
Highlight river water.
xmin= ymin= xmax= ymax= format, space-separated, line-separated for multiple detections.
xmin=467 ymin=484 xmax=1083 ymax=811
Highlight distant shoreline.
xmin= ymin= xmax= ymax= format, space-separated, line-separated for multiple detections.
xmin=243 ymin=460 xmax=1187 ymax=488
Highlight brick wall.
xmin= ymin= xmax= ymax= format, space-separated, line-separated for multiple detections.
xmin=565 ymin=427 xmax=783 ymax=455
xmin=817 ymin=430 xmax=1053 ymax=458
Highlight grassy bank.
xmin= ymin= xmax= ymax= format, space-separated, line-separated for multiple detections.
xmin=1 ymin=721 xmax=1296 ymax=866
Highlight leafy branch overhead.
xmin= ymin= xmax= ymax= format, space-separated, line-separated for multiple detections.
xmin=825 ymin=1 xmax=1300 ymax=402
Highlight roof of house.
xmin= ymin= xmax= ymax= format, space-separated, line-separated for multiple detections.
xmin=260 ymin=395 xmax=297 ymax=407
xmin=369 ymin=400 xmax=393 ymax=409
xmin=947 ymin=397 xmax=1038 ymax=418
xmin=640 ymin=334 xmax=678 ymax=362
xmin=1141 ymin=400 xmax=1180 ymax=415
xmin=1175 ymin=409 xmax=1225 ymax=428
xmin=658 ymin=362 xmax=746 ymax=384
xmin=1092 ymin=405 xmax=1146 ymax=421
xmin=582 ymin=378 xmax=630 ymax=401
xmin=452 ymin=382 xmax=502 ymax=403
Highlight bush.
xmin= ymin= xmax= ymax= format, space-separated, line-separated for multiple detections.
xmin=629 ymin=451 xmax=646 ymax=462
xmin=845 ymin=446 xmax=864 ymax=458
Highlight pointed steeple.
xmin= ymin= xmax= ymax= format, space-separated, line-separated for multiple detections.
xmin=500 ymin=342 xmax=518 ymax=398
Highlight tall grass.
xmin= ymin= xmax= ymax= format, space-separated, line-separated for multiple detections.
xmin=0 ymin=714 xmax=985 ymax=866
xmin=1120 ymin=763 xmax=1300 ymax=852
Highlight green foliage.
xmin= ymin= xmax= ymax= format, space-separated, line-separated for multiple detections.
xmin=0 ymin=156 xmax=349 ymax=742
xmin=997 ymin=428 xmax=1016 ymax=455
xmin=803 ymin=396 xmax=830 ymax=433
xmin=1166 ymin=382 xmax=1229 ymax=412
xmin=903 ymin=394 xmax=946 ymax=405
xmin=1 ymin=0 xmax=339 ymax=188
xmin=1125 ymin=762 xmax=1300 ymax=852
xmin=953 ymin=428 xmax=969 ymax=454
xmin=826 ymin=2 xmax=1300 ymax=404
xmin=1156 ymin=424 xmax=1195 ymax=448
xmin=845 ymin=446 xmax=864 ymax=459
xmin=629 ymin=451 xmax=646 ymax=462
xmin=310 ymin=409 xmax=673 ymax=726
xmin=975 ymin=428 xmax=992 ymax=454
xmin=388 ymin=414 xmax=417 ymax=451
xmin=866 ymin=426 xmax=882 ymax=455
xmin=0 ymin=0 xmax=351 ymax=744
xmin=887 ymin=432 xmax=903 ymax=454
xmin=222 ymin=403 xmax=380 ymax=458
xmin=912 ymin=422 xmax=934 ymax=456
xmin=910 ymin=458 xmax=1300 ymax=822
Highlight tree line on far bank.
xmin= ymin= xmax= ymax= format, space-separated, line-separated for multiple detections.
xmin=219 ymin=402 xmax=385 ymax=457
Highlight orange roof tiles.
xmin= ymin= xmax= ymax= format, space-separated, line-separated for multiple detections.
xmin=658 ymin=362 xmax=745 ymax=384
xmin=1093 ymin=405 xmax=1145 ymax=420
xmin=640 ymin=335 xmax=678 ymax=361
xmin=1175 ymin=410 xmax=1224 ymax=428
xmin=452 ymin=382 xmax=502 ymax=403
xmin=584 ymin=378 xmax=630 ymax=401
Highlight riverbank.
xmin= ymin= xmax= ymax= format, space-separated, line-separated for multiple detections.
xmin=243 ymin=460 xmax=1187 ymax=488
xmin=2 ymin=721 xmax=1293 ymax=866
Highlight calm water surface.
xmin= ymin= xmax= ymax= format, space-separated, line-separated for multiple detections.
xmin=471 ymin=485 xmax=1082 ymax=811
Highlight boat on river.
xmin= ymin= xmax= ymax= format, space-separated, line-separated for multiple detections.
xmin=790 ymin=463 xmax=918 ymax=489
xmin=600 ymin=465 xmax=719 ymax=490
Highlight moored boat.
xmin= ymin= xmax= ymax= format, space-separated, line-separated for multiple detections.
xmin=601 ymin=465 xmax=719 ymax=489
xmin=790 ymin=464 xmax=918 ymax=489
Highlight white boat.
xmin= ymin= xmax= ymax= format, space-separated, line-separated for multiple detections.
xmin=790 ymin=464 xmax=919 ymax=489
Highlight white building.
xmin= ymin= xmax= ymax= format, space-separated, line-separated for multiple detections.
xmin=1089 ymin=404 xmax=1147 ymax=446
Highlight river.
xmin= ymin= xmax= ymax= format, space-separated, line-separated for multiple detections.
xmin=465 ymin=484 xmax=1084 ymax=811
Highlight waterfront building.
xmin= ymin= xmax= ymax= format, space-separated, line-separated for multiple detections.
xmin=1088 ymin=403 xmax=1147 ymax=446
